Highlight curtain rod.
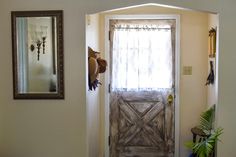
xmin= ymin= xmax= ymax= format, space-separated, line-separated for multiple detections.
xmin=114 ymin=27 xmax=171 ymax=30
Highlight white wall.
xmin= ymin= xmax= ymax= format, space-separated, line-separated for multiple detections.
xmin=0 ymin=0 xmax=236 ymax=157
xmin=207 ymin=14 xmax=218 ymax=107
xmin=86 ymin=14 xmax=101 ymax=157
xmin=99 ymin=5 xmax=209 ymax=157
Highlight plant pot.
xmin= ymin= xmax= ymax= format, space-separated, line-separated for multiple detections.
xmin=188 ymin=153 xmax=195 ymax=157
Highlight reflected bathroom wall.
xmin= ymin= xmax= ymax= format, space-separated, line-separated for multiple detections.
xmin=16 ymin=17 xmax=57 ymax=93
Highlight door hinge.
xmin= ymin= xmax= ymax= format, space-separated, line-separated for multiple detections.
xmin=109 ymin=31 xmax=111 ymax=41
xmin=108 ymin=83 xmax=111 ymax=93
xmin=108 ymin=135 xmax=111 ymax=146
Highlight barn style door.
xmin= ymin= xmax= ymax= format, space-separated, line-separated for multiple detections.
xmin=110 ymin=90 xmax=174 ymax=157
xmin=109 ymin=19 xmax=176 ymax=157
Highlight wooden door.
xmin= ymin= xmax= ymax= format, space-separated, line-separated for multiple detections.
xmin=110 ymin=90 xmax=174 ymax=157
xmin=109 ymin=19 xmax=176 ymax=157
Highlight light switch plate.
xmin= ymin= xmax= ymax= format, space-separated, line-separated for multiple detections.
xmin=183 ymin=66 xmax=192 ymax=75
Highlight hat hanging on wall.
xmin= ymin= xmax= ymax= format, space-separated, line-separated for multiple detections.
xmin=88 ymin=47 xmax=107 ymax=90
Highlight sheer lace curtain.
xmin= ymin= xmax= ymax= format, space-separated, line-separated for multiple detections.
xmin=111 ymin=20 xmax=175 ymax=91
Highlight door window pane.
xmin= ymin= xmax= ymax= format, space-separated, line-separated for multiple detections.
xmin=111 ymin=23 xmax=174 ymax=91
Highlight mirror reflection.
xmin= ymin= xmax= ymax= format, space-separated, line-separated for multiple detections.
xmin=17 ymin=17 xmax=57 ymax=93
xmin=12 ymin=11 xmax=64 ymax=99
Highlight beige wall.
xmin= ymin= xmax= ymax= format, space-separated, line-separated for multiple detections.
xmin=86 ymin=14 xmax=101 ymax=157
xmin=0 ymin=102 xmax=2 ymax=156
xmin=217 ymin=2 xmax=236 ymax=156
xmin=0 ymin=1 xmax=88 ymax=157
xmin=99 ymin=5 xmax=209 ymax=157
xmin=0 ymin=4 xmax=5 ymax=156
xmin=0 ymin=0 xmax=236 ymax=157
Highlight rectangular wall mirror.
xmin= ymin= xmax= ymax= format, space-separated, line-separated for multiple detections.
xmin=11 ymin=10 xmax=64 ymax=99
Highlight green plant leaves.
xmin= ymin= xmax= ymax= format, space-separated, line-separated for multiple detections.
xmin=191 ymin=128 xmax=223 ymax=157
xmin=185 ymin=106 xmax=223 ymax=157
xmin=185 ymin=141 xmax=194 ymax=149
xmin=199 ymin=107 xmax=215 ymax=135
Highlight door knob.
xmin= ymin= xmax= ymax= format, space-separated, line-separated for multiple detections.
xmin=167 ymin=94 xmax=174 ymax=104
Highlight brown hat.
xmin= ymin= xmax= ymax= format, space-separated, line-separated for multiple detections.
xmin=88 ymin=46 xmax=100 ymax=59
xmin=88 ymin=46 xmax=107 ymax=90
xmin=97 ymin=58 xmax=107 ymax=73
xmin=88 ymin=57 xmax=99 ymax=83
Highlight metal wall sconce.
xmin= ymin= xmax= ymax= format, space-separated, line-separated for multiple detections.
xmin=208 ymin=28 xmax=216 ymax=58
xmin=30 ymin=25 xmax=48 ymax=60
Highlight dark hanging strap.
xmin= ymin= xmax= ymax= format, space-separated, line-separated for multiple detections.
xmin=205 ymin=61 xmax=214 ymax=85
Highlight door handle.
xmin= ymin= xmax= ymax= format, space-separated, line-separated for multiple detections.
xmin=167 ymin=94 xmax=174 ymax=104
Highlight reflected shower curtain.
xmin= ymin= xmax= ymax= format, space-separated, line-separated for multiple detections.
xmin=16 ymin=18 xmax=28 ymax=92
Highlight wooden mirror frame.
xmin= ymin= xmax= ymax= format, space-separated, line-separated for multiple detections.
xmin=11 ymin=10 xmax=64 ymax=99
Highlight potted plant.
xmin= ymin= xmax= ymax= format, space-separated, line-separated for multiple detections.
xmin=185 ymin=106 xmax=223 ymax=157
